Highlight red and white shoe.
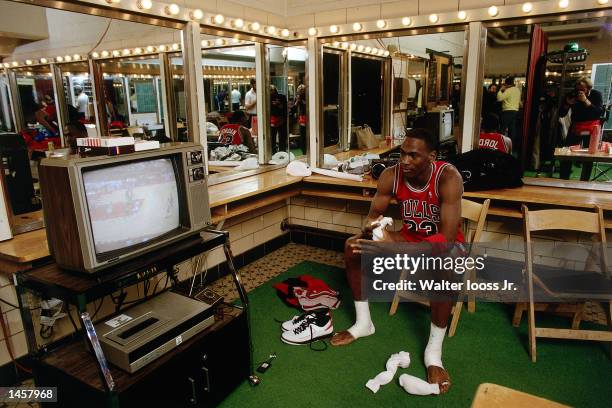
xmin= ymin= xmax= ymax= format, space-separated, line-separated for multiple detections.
xmin=293 ymin=287 xmax=341 ymax=311
xmin=281 ymin=310 xmax=333 ymax=345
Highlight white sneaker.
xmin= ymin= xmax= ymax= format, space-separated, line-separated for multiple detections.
xmin=281 ymin=310 xmax=333 ymax=345
xmin=281 ymin=312 xmax=316 ymax=332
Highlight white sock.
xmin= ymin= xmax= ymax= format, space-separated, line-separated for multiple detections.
xmin=365 ymin=351 xmax=411 ymax=393
xmin=424 ymin=323 xmax=446 ymax=368
xmin=347 ymin=301 xmax=375 ymax=339
xmin=399 ymin=374 xmax=440 ymax=396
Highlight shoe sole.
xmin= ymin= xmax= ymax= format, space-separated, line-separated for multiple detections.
xmin=280 ymin=331 xmax=333 ymax=345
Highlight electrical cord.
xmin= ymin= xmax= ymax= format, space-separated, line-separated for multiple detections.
xmin=0 ymin=297 xmax=18 ymax=309
xmin=87 ymin=18 xmax=113 ymax=55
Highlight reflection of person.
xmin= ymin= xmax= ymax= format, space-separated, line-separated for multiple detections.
xmin=66 ymin=105 xmax=87 ymax=153
xmin=216 ymin=88 xmax=228 ymax=111
xmin=291 ymin=84 xmax=307 ymax=153
xmin=231 ymin=86 xmax=241 ymax=111
xmin=75 ymin=86 xmax=89 ymax=119
xmin=478 ymin=113 xmax=512 ymax=154
xmin=245 ymin=79 xmax=257 ymax=127
xmin=497 ymin=77 xmax=521 ymax=146
xmin=217 ymin=111 xmax=256 ymax=153
xmin=270 ymin=85 xmax=288 ymax=153
xmin=451 ymin=83 xmax=461 ymax=123
xmin=558 ymin=76 xmax=604 ymax=180
xmin=482 ymin=84 xmax=500 ymax=118
xmin=43 ymin=95 xmax=57 ymax=124
xmin=332 ymin=128 xmax=464 ymax=396
xmin=35 ymin=97 xmax=58 ymax=135
xmin=130 ymin=88 xmax=138 ymax=113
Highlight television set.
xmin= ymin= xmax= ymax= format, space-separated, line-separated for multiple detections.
xmin=39 ymin=143 xmax=210 ymax=273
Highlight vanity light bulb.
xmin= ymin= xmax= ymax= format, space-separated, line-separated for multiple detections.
xmin=376 ymin=20 xmax=386 ymax=29
xmin=233 ymin=18 xmax=244 ymax=28
xmin=281 ymin=28 xmax=290 ymax=37
xmin=216 ymin=38 xmax=226 ymax=46
xmin=341 ymin=42 xmax=349 ymax=49
xmin=25 ymin=59 xmax=33 ymax=65
xmin=383 ymin=50 xmax=390 ymax=57
xmin=558 ymin=0 xmax=569 ymax=8
xmin=171 ymin=43 xmax=180 ymax=50
xmin=64 ymin=55 xmax=72 ymax=61
xmin=370 ymin=48 xmax=378 ymax=54
xmin=165 ymin=4 xmax=180 ymax=16
xmin=522 ymin=2 xmax=533 ymax=12
xmin=352 ymin=22 xmax=363 ymax=31
xmin=429 ymin=14 xmax=439 ymax=23
xmin=349 ymin=43 xmax=357 ymax=51
xmin=266 ymin=26 xmax=277 ymax=35
xmin=137 ymin=0 xmax=152 ymax=10
xmin=308 ymin=27 xmax=318 ymax=36
xmin=329 ymin=25 xmax=339 ymax=34
xmin=357 ymin=45 xmax=364 ymax=52
xmin=3 ymin=63 xmax=10 ymax=68
xmin=133 ymin=48 xmax=142 ymax=55
xmin=73 ymin=54 xmax=81 ymax=60
xmin=364 ymin=46 xmax=372 ymax=53
xmin=190 ymin=9 xmax=204 ymax=20
xmin=158 ymin=45 xmax=167 ymax=51
xmin=146 ymin=46 xmax=155 ymax=53
xmin=105 ymin=0 xmax=120 ymax=4
xmin=458 ymin=11 xmax=467 ymax=20
xmin=231 ymin=38 xmax=240 ymax=44
xmin=250 ymin=22 xmax=261 ymax=31
xmin=597 ymin=0 xmax=608 ymax=4
xmin=401 ymin=17 xmax=412 ymax=26
xmin=214 ymin=14 xmax=225 ymax=24
xmin=39 ymin=58 xmax=48 ymax=63
xmin=122 ymin=49 xmax=130 ymax=56
xmin=56 ymin=56 xmax=64 ymax=62
xmin=201 ymin=40 xmax=209 ymax=47
xmin=332 ymin=41 xmax=340 ymax=47
xmin=112 ymin=50 xmax=120 ymax=57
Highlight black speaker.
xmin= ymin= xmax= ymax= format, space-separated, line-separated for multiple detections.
xmin=0 ymin=132 xmax=40 ymax=214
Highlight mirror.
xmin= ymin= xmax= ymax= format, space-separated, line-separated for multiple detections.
xmin=322 ymin=49 xmax=344 ymax=152
xmin=168 ymin=52 xmax=187 ymax=141
xmin=202 ymin=40 xmax=260 ymax=179
xmin=286 ymin=46 xmax=308 ymax=158
xmin=57 ymin=61 xmax=96 ymax=149
xmin=351 ymin=54 xmax=384 ymax=137
xmin=483 ymin=16 xmax=611 ymax=188
xmin=0 ymin=73 xmax=15 ymax=132
xmin=98 ymin=55 xmax=164 ymax=138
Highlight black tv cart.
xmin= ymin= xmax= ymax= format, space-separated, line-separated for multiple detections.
xmin=15 ymin=230 xmax=254 ymax=407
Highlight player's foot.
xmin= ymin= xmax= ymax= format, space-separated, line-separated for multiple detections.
xmin=427 ymin=365 xmax=451 ymax=394
xmin=330 ymin=330 xmax=356 ymax=346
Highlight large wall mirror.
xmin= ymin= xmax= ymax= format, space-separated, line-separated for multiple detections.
xmin=321 ymin=48 xmax=346 ymax=153
xmin=482 ymin=15 xmax=611 ymax=189
xmin=0 ymin=3 xmax=183 ymax=234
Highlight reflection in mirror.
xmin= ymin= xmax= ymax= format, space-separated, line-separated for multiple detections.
xmin=0 ymin=74 xmax=15 ymax=132
xmin=322 ymin=49 xmax=343 ymax=151
xmin=286 ymin=46 xmax=308 ymax=158
xmin=202 ymin=41 xmax=260 ymax=177
xmin=99 ymin=55 xmax=164 ymax=139
xmin=13 ymin=65 xmax=58 ymax=139
xmin=353 ymin=32 xmax=465 ymax=161
xmin=57 ymin=61 xmax=96 ymax=149
xmin=268 ymin=45 xmax=289 ymax=157
xmin=168 ymin=53 xmax=187 ymax=141
xmin=483 ymin=16 xmax=611 ymax=187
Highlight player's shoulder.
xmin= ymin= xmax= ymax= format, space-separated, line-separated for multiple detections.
xmin=436 ymin=161 xmax=462 ymax=184
xmin=377 ymin=164 xmax=398 ymax=191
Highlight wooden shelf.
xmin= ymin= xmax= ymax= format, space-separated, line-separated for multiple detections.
xmin=211 ymin=187 xmax=300 ymax=224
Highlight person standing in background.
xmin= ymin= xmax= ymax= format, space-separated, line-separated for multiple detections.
xmin=558 ymin=76 xmax=604 ymax=180
xmin=482 ymin=83 xmax=501 ymax=118
xmin=75 ymin=86 xmax=89 ymax=119
xmin=497 ymin=77 xmax=521 ymax=152
xmin=231 ymin=86 xmax=241 ymax=112
xmin=292 ymin=84 xmax=307 ymax=154
xmin=245 ymin=79 xmax=257 ymax=132
xmin=270 ymin=85 xmax=288 ymax=153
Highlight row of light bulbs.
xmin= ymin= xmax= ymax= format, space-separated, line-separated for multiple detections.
xmin=327 ymin=42 xmax=391 ymax=57
xmin=1 ymin=38 xmax=253 ymax=68
xmin=3 ymin=0 xmax=610 ymax=68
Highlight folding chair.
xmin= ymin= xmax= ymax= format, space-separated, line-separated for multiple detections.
xmin=388 ymin=198 xmax=490 ymax=337
xmin=514 ymin=205 xmax=612 ymax=362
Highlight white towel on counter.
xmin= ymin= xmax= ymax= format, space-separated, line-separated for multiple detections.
xmin=311 ymin=168 xmax=364 ymax=182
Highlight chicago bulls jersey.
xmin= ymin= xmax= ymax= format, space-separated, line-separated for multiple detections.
xmin=218 ymin=124 xmax=243 ymax=145
xmin=478 ymin=132 xmax=510 ymax=154
xmin=392 ymin=161 xmax=464 ymax=243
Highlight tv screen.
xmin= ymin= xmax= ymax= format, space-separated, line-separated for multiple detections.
xmin=82 ymin=157 xmax=180 ymax=255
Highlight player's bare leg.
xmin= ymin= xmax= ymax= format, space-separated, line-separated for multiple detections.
xmin=426 ymin=299 xmax=453 ymax=393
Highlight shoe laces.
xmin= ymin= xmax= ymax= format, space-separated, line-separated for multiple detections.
xmin=293 ymin=315 xmax=317 ymax=334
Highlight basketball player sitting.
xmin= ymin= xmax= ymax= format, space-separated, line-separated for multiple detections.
xmin=478 ymin=113 xmax=512 ymax=154
xmin=331 ymin=128 xmax=464 ymax=395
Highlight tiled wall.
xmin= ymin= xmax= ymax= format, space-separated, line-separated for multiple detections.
xmin=0 ymin=200 xmax=289 ymax=367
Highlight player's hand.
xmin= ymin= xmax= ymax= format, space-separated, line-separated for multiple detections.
xmin=349 ymin=239 xmax=382 ymax=255
xmin=361 ymin=215 xmax=383 ymax=239
xmin=577 ymin=91 xmax=587 ymax=103
xmin=565 ymin=95 xmax=576 ymax=105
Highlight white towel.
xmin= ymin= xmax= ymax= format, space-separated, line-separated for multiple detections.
xmin=311 ymin=168 xmax=364 ymax=182
xmin=365 ymin=352 xmax=411 ymax=393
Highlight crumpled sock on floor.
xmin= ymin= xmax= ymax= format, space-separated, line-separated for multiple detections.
xmin=365 ymin=351 xmax=411 ymax=393
xmin=398 ymin=374 xmax=440 ymax=396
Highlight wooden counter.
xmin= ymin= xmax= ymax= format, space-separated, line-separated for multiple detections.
xmin=332 ymin=140 xmax=401 ymax=161
xmin=0 ymin=228 xmax=50 ymax=273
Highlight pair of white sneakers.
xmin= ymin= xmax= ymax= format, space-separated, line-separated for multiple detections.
xmin=280 ymin=310 xmax=333 ymax=345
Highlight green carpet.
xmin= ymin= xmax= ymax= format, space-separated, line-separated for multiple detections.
xmin=220 ymin=261 xmax=612 ymax=408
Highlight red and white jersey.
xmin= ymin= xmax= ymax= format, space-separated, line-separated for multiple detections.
xmin=478 ymin=132 xmax=510 ymax=154
xmin=392 ymin=161 xmax=464 ymax=243
xmin=218 ymin=124 xmax=243 ymax=145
